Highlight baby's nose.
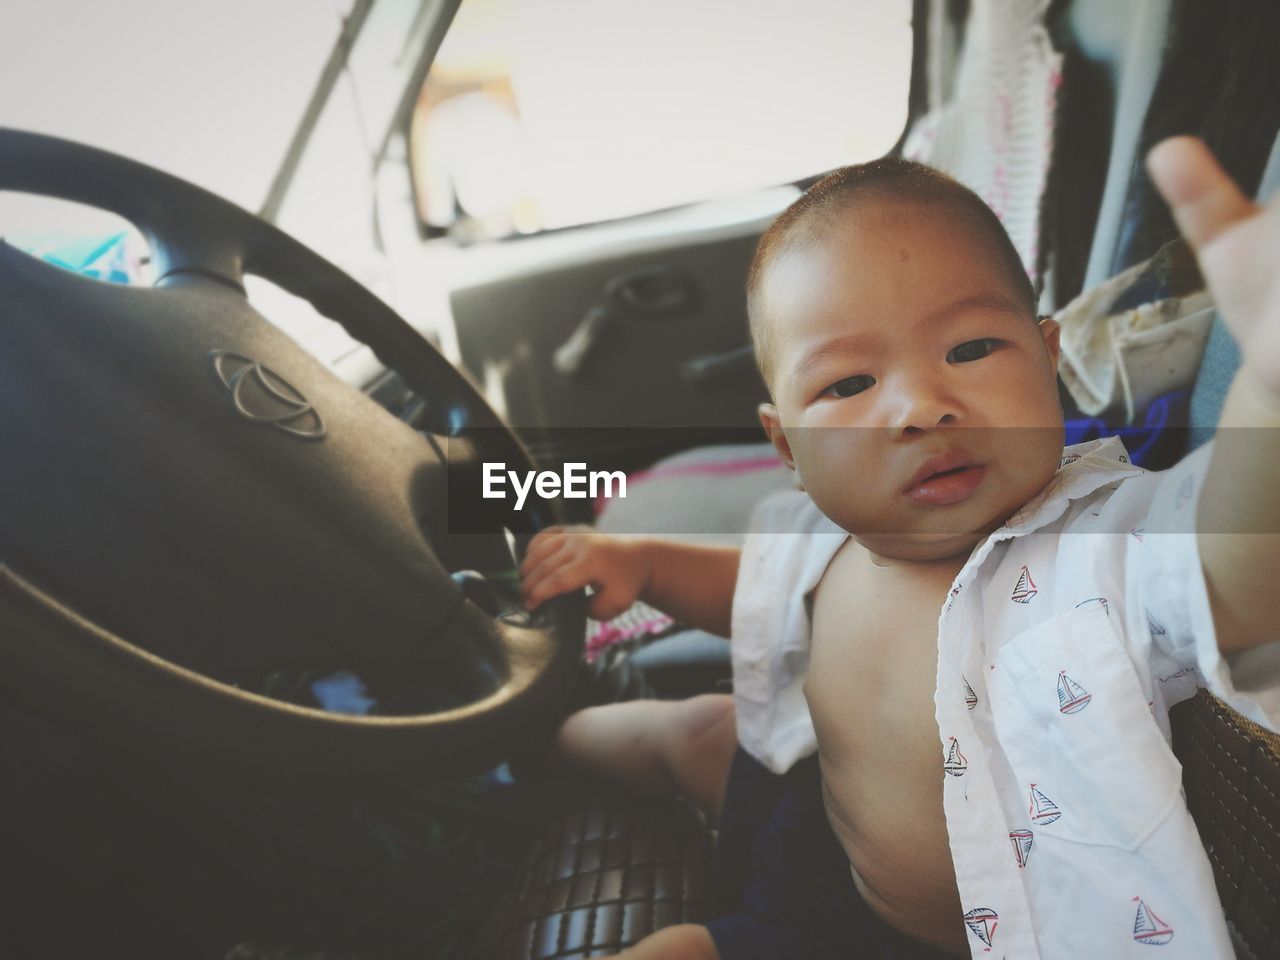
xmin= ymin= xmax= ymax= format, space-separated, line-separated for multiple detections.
xmin=889 ymin=377 xmax=961 ymax=434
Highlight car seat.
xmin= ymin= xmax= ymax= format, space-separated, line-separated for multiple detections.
xmin=474 ymin=3 xmax=1280 ymax=956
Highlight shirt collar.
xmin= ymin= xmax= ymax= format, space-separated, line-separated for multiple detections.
xmin=998 ymin=435 xmax=1143 ymax=536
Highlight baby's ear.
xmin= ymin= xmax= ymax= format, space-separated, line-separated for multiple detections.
xmin=758 ymin=403 xmax=796 ymax=470
xmin=1038 ymin=316 xmax=1062 ymax=374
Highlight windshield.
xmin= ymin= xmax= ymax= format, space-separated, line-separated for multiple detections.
xmin=412 ymin=0 xmax=912 ymax=239
xmin=1 ymin=0 xmax=339 ymax=233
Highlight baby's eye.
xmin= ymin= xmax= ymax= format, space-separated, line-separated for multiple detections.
xmin=821 ymin=374 xmax=875 ymax=399
xmin=947 ymin=339 xmax=1001 ymax=363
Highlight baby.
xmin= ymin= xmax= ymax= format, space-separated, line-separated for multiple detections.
xmin=519 ymin=137 xmax=1280 ymax=959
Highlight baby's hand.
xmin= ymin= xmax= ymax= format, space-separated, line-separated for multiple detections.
xmin=1148 ymin=137 xmax=1280 ymax=401
xmin=520 ymin=525 xmax=652 ymax=621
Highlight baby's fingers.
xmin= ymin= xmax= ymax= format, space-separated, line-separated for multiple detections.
xmin=1147 ymin=136 xmax=1256 ymax=252
xmin=520 ymin=540 xmax=577 ymax=598
xmin=585 ymin=583 xmax=636 ymax=622
xmin=522 ymin=558 xmax=591 ymax=610
xmin=519 ymin=527 xmax=568 ymax=577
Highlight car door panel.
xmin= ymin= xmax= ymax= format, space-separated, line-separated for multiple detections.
xmin=451 ymin=204 xmax=779 ymax=475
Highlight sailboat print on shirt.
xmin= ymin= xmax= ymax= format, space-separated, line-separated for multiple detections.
xmin=964 ymin=907 xmax=999 ymax=950
xmin=944 ymin=737 xmax=967 ymax=777
xmin=1074 ymin=596 xmax=1109 ymax=615
xmin=964 ymin=676 xmax=978 ymax=710
xmin=1029 ymin=784 xmax=1061 ymax=825
xmin=1145 ymin=608 xmax=1167 ymax=636
xmin=1057 ymin=670 xmax=1092 ymax=714
xmin=1009 ymin=830 xmax=1034 ymax=868
xmin=1011 ymin=565 xmax=1038 ymax=603
xmin=1132 ymin=897 xmax=1174 ymax=945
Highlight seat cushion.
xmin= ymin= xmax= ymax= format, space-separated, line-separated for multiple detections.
xmin=1171 ymin=690 xmax=1280 ymax=959
xmin=475 ymin=788 xmax=716 ymax=959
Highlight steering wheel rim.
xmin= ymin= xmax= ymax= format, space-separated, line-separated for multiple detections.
xmin=0 ymin=128 xmax=585 ymax=777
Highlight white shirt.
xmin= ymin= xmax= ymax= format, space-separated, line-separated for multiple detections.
xmin=731 ymin=436 xmax=1280 ymax=959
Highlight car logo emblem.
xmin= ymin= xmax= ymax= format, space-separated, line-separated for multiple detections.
xmin=209 ymin=350 xmax=326 ymax=440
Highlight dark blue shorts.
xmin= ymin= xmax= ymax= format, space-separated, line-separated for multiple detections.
xmin=705 ymin=749 xmax=952 ymax=960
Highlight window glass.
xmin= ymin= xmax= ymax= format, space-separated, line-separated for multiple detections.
xmin=412 ymin=0 xmax=913 ymax=238
xmin=1 ymin=0 xmax=336 ymax=218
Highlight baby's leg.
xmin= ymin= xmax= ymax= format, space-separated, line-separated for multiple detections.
xmin=604 ymin=923 xmax=721 ymax=960
xmin=555 ymin=693 xmax=736 ymax=818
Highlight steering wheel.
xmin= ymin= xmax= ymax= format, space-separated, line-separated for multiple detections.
xmin=0 ymin=129 xmax=584 ymax=777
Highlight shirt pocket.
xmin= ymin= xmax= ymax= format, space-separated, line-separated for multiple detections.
xmin=988 ymin=603 xmax=1183 ymax=850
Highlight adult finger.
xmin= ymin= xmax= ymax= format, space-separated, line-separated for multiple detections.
xmin=1147 ymin=136 xmax=1256 ymax=251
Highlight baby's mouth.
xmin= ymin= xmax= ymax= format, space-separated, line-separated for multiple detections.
xmin=904 ymin=454 xmax=986 ymax=505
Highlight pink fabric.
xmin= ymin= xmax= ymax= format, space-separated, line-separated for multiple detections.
xmin=585 ymin=614 xmax=675 ymax=660
xmin=902 ymin=0 xmax=1061 ymax=283
xmin=593 ymin=455 xmax=786 ymax=516
xmin=633 ymin=455 xmax=785 ymax=482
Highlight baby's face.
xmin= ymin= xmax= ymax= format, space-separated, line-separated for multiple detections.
xmin=758 ymin=201 xmax=1065 ymax=562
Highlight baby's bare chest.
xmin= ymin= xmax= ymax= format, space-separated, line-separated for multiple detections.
xmin=807 ymin=542 xmax=961 ymax=756
xmin=804 ymin=541 xmax=969 ymax=945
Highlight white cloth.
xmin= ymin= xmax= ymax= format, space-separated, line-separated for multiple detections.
xmin=1055 ymin=259 xmax=1215 ymax=420
xmin=730 ymin=435 xmax=1280 ymax=959
xmin=902 ymin=0 xmax=1062 ymax=282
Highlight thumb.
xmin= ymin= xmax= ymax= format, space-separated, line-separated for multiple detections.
xmin=1147 ymin=136 xmax=1256 ymax=252
xmin=586 ymin=583 xmax=632 ymax=622
xmin=586 ymin=594 xmax=620 ymax=623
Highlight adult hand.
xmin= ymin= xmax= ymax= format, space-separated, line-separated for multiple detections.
xmin=1147 ymin=136 xmax=1280 ymax=401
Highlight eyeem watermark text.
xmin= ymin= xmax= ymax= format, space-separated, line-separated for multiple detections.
xmin=483 ymin=462 xmax=626 ymax=511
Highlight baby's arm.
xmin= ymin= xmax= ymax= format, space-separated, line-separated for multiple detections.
xmin=519 ymin=525 xmax=740 ymax=636
xmin=517 ymin=529 xmax=740 ymax=809
xmin=1147 ymin=138 xmax=1280 ymax=655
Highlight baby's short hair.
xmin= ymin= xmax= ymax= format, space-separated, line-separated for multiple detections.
xmin=746 ymin=157 xmax=1037 ymax=390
